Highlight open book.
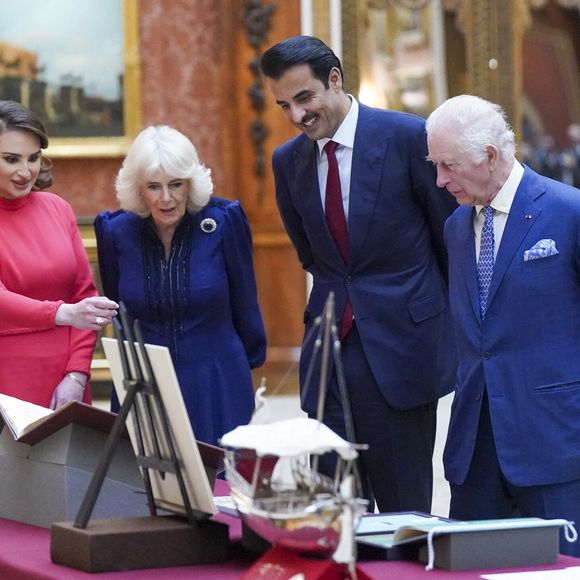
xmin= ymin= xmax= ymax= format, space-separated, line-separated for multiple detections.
xmin=357 ymin=512 xmax=454 ymax=547
xmin=0 ymin=393 xmax=117 ymax=445
xmin=357 ymin=513 xmax=571 ymax=570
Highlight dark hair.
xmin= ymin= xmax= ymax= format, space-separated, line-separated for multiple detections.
xmin=260 ymin=35 xmax=344 ymax=89
xmin=0 ymin=100 xmax=53 ymax=189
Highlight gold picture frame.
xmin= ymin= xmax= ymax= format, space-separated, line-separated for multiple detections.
xmin=0 ymin=0 xmax=141 ymax=158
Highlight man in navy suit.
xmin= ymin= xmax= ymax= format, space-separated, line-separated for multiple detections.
xmin=426 ymin=94 xmax=580 ymax=556
xmin=260 ymin=36 xmax=457 ymax=512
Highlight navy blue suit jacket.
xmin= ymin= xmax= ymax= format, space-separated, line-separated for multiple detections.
xmin=444 ymin=167 xmax=580 ymax=486
xmin=272 ymin=103 xmax=457 ymax=414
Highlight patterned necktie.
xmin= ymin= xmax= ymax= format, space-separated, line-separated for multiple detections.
xmin=477 ymin=206 xmax=495 ymax=318
xmin=324 ymin=140 xmax=352 ymax=339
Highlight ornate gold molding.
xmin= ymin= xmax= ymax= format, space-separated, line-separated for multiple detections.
xmin=369 ymin=0 xmax=430 ymax=7
xmin=527 ymin=0 xmax=580 ymax=7
xmin=341 ymin=0 xmax=361 ymax=97
xmin=441 ymin=0 xmax=540 ymax=142
xmin=78 ymin=220 xmax=113 ymax=381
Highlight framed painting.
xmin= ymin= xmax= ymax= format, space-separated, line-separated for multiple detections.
xmin=0 ymin=0 xmax=141 ymax=158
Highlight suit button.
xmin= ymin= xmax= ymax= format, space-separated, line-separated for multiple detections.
xmin=345 ymin=275 xmax=352 ymax=284
xmin=483 ymin=351 xmax=491 ymax=360
xmin=476 ymin=393 xmax=482 ymax=401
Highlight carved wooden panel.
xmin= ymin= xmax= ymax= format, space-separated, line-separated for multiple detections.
xmin=219 ymin=0 xmax=306 ymax=354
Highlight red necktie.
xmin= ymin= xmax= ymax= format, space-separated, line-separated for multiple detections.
xmin=324 ymin=140 xmax=353 ymax=339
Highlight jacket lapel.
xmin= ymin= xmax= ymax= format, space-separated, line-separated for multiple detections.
xmin=485 ymin=169 xmax=544 ymax=313
xmin=348 ymin=105 xmax=388 ymax=266
xmin=293 ymin=137 xmax=345 ymax=268
xmin=455 ymin=206 xmax=481 ymax=320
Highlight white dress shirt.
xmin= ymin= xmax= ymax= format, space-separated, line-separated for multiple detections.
xmin=316 ymin=96 xmax=359 ymax=220
xmin=474 ymin=161 xmax=524 ymax=260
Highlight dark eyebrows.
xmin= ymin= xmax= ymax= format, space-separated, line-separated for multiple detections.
xmin=276 ymin=89 xmax=314 ymax=107
xmin=294 ymin=89 xmax=313 ymax=101
xmin=1 ymin=149 xmax=41 ymax=157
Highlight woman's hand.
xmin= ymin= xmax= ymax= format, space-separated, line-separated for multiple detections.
xmin=55 ymin=296 xmax=118 ymax=331
xmin=49 ymin=372 xmax=87 ymax=410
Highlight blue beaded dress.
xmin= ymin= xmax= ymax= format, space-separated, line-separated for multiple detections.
xmin=94 ymin=198 xmax=266 ymax=445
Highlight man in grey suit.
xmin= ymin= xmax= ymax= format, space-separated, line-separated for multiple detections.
xmin=260 ymin=35 xmax=457 ymax=512
xmin=426 ymin=94 xmax=580 ymax=556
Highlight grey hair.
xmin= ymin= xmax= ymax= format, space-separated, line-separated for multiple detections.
xmin=426 ymin=94 xmax=516 ymax=163
xmin=116 ymin=125 xmax=213 ymax=217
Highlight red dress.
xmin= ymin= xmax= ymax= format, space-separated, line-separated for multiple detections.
xmin=0 ymin=192 xmax=97 ymax=407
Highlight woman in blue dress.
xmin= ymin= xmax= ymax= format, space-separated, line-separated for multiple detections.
xmin=95 ymin=125 xmax=266 ymax=445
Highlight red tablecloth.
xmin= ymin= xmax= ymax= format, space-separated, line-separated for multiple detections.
xmin=0 ymin=481 xmax=577 ymax=579
xmin=0 ymin=514 xmax=577 ymax=580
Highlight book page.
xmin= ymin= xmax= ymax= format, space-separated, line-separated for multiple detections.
xmin=0 ymin=394 xmax=53 ymax=439
xmin=356 ymin=513 xmax=441 ymax=536
xmin=393 ymin=518 xmax=460 ymax=544
xmin=356 ymin=513 xmax=454 ymax=549
xmin=390 ymin=516 xmax=548 ymax=544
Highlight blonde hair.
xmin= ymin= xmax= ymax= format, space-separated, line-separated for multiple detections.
xmin=116 ymin=125 xmax=213 ymax=216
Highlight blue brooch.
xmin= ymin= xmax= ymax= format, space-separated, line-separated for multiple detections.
xmin=200 ymin=218 xmax=217 ymax=233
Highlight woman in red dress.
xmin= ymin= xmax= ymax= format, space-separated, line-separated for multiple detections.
xmin=0 ymin=101 xmax=118 ymax=409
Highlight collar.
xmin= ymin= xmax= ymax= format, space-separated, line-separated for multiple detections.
xmin=316 ymin=95 xmax=358 ymax=155
xmin=0 ymin=191 xmax=35 ymax=210
xmin=475 ymin=160 xmax=524 ymax=217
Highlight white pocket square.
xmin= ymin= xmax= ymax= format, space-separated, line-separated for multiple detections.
xmin=523 ymin=239 xmax=559 ymax=261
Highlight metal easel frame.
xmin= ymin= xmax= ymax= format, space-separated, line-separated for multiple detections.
xmin=300 ymin=292 xmax=365 ymax=497
xmin=73 ymin=303 xmax=198 ymax=529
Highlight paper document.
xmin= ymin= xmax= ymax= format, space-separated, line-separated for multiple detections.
xmin=481 ymin=566 xmax=580 ymax=579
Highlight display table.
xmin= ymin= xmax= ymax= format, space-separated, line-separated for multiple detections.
xmin=0 ymin=480 xmax=576 ymax=578
xmin=0 ymin=512 xmax=578 ymax=578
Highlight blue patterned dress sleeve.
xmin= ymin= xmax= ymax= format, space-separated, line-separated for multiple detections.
xmin=222 ymin=201 xmax=267 ymax=369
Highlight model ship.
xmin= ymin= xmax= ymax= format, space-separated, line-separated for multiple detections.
xmin=221 ymin=293 xmax=368 ymax=570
